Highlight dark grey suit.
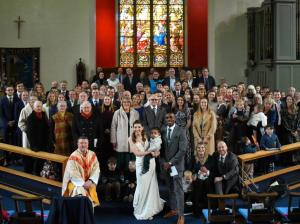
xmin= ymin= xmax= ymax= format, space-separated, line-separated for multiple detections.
xmin=142 ymin=106 xmax=166 ymax=135
xmin=213 ymin=151 xmax=239 ymax=194
xmin=161 ymin=124 xmax=187 ymax=216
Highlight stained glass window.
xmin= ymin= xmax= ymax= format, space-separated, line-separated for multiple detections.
xmin=119 ymin=0 xmax=184 ymax=67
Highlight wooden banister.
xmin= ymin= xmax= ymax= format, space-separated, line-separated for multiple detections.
xmin=244 ymin=165 xmax=300 ymax=185
xmin=239 ymin=142 xmax=300 ymax=186
xmin=238 ymin=142 xmax=300 ymax=163
xmin=0 ymin=143 xmax=68 ymax=164
xmin=0 ymin=166 xmax=62 ymax=187
xmin=207 ymin=193 xmax=239 ymax=199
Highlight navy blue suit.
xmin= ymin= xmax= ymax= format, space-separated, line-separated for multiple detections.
xmin=0 ymin=95 xmax=19 ymax=145
xmin=123 ymin=75 xmax=140 ymax=94
xmin=192 ymin=75 xmax=216 ymax=91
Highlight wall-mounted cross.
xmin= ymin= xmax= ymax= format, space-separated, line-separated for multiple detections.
xmin=14 ymin=16 xmax=25 ymax=39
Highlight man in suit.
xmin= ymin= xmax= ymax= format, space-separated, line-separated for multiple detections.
xmin=122 ymin=68 xmax=140 ymax=94
xmin=193 ymin=67 xmax=216 ymax=91
xmin=72 ymin=91 xmax=88 ymax=115
xmin=0 ymin=86 xmax=18 ymax=145
xmin=14 ymin=82 xmax=24 ymax=100
xmin=66 ymin=90 xmax=78 ymax=112
xmin=89 ymin=89 xmax=101 ymax=113
xmin=213 ymin=141 xmax=239 ymax=194
xmin=161 ymin=112 xmax=187 ymax=224
xmin=59 ymin=80 xmax=69 ymax=101
xmin=164 ymin=68 xmax=178 ymax=91
xmin=172 ymin=81 xmax=184 ymax=99
xmin=142 ymin=93 xmax=166 ymax=135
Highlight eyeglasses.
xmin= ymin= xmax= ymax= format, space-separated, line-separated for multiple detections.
xmin=150 ymin=99 xmax=158 ymax=101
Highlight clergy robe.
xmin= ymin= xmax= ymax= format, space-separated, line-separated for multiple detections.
xmin=62 ymin=149 xmax=100 ymax=207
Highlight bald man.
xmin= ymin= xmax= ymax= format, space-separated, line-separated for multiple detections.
xmin=213 ymin=141 xmax=239 ymax=194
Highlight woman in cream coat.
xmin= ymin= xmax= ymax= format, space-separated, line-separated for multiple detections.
xmin=193 ymin=98 xmax=217 ymax=156
xmin=111 ymin=97 xmax=139 ymax=170
xmin=18 ymin=95 xmax=38 ymax=148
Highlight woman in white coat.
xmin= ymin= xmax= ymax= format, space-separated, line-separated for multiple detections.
xmin=18 ymin=95 xmax=37 ymax=148
xmin=111 ymin=97 xmax=139 ymax=171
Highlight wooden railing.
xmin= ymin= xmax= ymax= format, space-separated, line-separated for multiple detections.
xmin=0 ymin=143 xmax=68 ymax=188
xmin=238 ymin=142 xmax=300 ymax=188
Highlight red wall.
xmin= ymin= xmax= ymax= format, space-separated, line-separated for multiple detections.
xmin=96 ymin=0 xmax=116 ymax=67
xmin=96 ymin=0 xmax=208 ymax=68
xmin=187 ymin=0 xmax=208 ymax=67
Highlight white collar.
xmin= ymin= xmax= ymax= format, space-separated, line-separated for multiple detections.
xmin=219 ymin=153 xmax=227 ymax=160
xmin=167 ymin=123 xmax=176 ymax=131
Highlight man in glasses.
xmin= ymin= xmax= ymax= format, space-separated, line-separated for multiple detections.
xmin=142 ymin=93 xmax=166 ymax=136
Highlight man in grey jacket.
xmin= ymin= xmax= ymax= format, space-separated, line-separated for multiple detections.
xmin=160 ymin=112 xmax=187 ymax=224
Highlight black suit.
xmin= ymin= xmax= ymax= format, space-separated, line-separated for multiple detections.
xmin=0 ymin=95 xmax=19 ymax=145
xmin=173 ymin=90 xmax=184 ymax=98
xmin=122 ymin=75 xmax=140 ymax=94
xmin=60 ymin=90 xmax=69 ymax=101
xmin=193 ymin=75 xmax=216 ymax=91
xmin=164 ymin=76 xmax=178 ymax=90
xmin=142 ymin=105 xmax=166 ymax=135
xmin=213 ymin=151 xmax=239 ymax=194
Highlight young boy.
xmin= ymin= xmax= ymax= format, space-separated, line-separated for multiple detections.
xmin=240 ymin=136 xmax=258 ymax=178
xmin=260 ymin=125 xmax=281 ymax=172
xmin=142 ymin=127 xmax=162 ymax=174
xmin=123 ymin=160 xmax=137 ymax=202
xmin=183 ymin=170 xmax=193 ymax=213
xmin=101 ymin=157 xmax=121 ymax=201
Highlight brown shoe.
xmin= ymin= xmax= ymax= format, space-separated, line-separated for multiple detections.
xmin=177 ymin=216 xmax=185 ymax=224
xmin=163 ymin=210 xmax=177 ymax=218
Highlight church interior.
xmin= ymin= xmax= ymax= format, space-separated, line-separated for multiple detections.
xmin=1 ymin=0 xmax=300 ymax=223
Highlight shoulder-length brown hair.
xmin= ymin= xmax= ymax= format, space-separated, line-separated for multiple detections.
xmin=131 ymin=120 xmax=147 ymax=143
xmin=99 ymin=96 xmax=115 ymax=113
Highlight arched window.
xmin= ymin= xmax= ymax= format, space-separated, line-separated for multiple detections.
xmin=119 ymin=0 xmax=184 ymax=67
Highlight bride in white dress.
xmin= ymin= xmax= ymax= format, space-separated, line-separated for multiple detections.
xmin=128 ymin=120 xmax=164 ymax=220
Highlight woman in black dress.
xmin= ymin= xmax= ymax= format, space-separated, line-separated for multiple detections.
xmin=192 ymin=142 xmax=215 ymax=216
xmin=99 ymin=96 xmax=116 ymax=171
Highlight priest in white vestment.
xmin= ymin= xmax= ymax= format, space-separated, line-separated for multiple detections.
xmin=62 ymin=136 xmax=100 ymax=207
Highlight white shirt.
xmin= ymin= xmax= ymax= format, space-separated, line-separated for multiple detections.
xmin=170 ymin=77 xmax=176 ymax=91
xmin=219 ymin=153 xmax=227 ymax=162
xmin=167 ymin=123 xmax=176 ymax=139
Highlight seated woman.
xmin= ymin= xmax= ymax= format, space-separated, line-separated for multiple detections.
xmin=192 ymin=143 xmax=215 ymax=216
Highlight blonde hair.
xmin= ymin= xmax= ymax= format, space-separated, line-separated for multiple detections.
xmin=184 ymin=170 xmax=193 ymax=178
xmin=194 ymin=142 xmax=208 ymax=164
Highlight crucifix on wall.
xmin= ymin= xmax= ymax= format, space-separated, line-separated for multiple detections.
xmin=14 ymin=16 xmax=25 ymax=39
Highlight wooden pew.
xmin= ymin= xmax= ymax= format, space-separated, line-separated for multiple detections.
xmin=238 ymin=142 xmax=300 ymax=186
xmin=0 ymin=143 xmax=68 ymax=201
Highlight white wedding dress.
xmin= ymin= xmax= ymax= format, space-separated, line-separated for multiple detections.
xmin=132 ymin=140 xmax=164 ymax=220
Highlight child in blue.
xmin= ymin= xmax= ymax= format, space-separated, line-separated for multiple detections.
xmin=260 ymin=125 xmax=281 ymax=150
xmin=240 ymin=136 xmax=258 ymax=178
xmin=260 ymin=125 xmax=281 ymax=172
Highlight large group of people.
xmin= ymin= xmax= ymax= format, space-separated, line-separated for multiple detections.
xmin=1 ymin=66 xmax=300 ymax=222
